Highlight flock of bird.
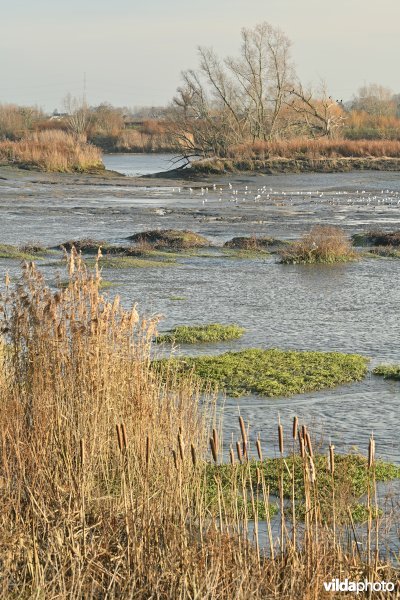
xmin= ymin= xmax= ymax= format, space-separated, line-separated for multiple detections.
xmin=169 ymin=184 xmax=400 ymax=209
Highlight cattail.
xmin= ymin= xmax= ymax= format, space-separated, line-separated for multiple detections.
xmin=238 ymin=416 xmax=247 ymax=447
xmin=145 ymin=435 xmax=150 ymax=468
xmin=256 ymin=467 xmax=261 ymax=486
xmin=308 ymin=456 xmax=316 ymax=483
xmin=292 ymin=416 xmax=298 ymax=440
xmin=229 ymin=446 xmax=235 ymax=465
xmin=299 ymin=436 xmax=305 ymax=458
xmin=305 ymin=432 xmax=314 ymax=458
xmin=172 ymin=449 xmax=178 ymax=470
xmin=116 ymin=424 xmax=123 ymax=453
xmin=212 ymin=428 xmax=218 ymax=455
xmin=256 ymin=437 xmax=263 ymax=461
xmin=121 ymin=423 xmax=127 ymax=451
xmin=236 ymin=440 xmax=243 ymax=463
xmin=278 ymin=423 xmax=284 ymax=454
xmin=328 ymin=444 xmax=335 ymax=475
xmin=210 ymin=437 xmax=218 ymax=463
xmin=79 ymin=438 xmax=85 ymax=469
xmin=4 ymin=272 xmax=10 ymax=288
xmin=368 ymin=434 xmax=375 ymax=469
xmin=190 ymin=443 xmax=197 ymax=467
xmin=301 ymin=424 xmax=307 ymax=441
xmin=177 ymin=432 xmax=185 ymax=461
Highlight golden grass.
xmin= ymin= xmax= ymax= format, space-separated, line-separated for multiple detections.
xmin=280 ymin=226 xmax=358 ymax=264
xmin=0 ymin=256 xmax=397 ymax=598
xmin=226 ymin=138 xmax=400 ymax=159
xmin=0 ymin=129 xmax=103 ymax=172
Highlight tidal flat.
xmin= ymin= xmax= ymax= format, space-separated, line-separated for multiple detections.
xmin=1 ymin=158 xmax=400 ymax=466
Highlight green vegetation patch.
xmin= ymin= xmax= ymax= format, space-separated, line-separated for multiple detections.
xmin=365 ymin=246 xmax=400 ymax=258
xmin=93 ymin=256 xmax=175 ymax=269
xmin=156 ymin=323 xmax=245 ymax=344
xmin=207 ymin=454 xmax=399 ymax=523
xmin=372 ymin=364 xmax=400 ymax=380
xmin=0 ymin=244 xmax=44 ymax=261
xmin=127 ymin=229 xmax=211 ymax=250
xmin=156 ymin=348 xmax=368 ymax=397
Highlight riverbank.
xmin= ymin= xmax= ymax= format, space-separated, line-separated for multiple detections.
xmin=188 ymin=156 xmax=400 ymax=176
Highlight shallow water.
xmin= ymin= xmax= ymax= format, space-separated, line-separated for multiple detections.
xmin=0 ymin=154 xmax=399 ymax=464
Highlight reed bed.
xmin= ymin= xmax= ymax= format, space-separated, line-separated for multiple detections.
xmin=226 ymin=138 xmax=400 ymax=159
xmin=0 ymin=129 xmax=103 ymax=172
xmin=0 ymin=256 xmax=398 ymax=598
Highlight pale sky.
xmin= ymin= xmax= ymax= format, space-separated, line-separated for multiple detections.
xmin=1 ymin=0 xmax=399 ymax=112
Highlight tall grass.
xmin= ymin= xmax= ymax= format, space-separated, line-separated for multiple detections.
xmin=0 ymin=129 xmax=103 ymax=172
xmin=280 ymin=226 xmax=358 ymax=264
xmin=226 ymin=138 xmax=400 ymax=159
xmin=0 ymin=257 xmax=397 ymax=598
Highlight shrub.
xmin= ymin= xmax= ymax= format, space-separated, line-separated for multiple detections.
xmin=280 ymin=226 xmax=358 ymax=264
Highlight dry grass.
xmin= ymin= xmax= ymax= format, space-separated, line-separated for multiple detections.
xmin=0 ymin=129 xmax=103 ymax=172
xmin=0 ymin=257 xmax=398 ymax=598
xmin=280 ymin=226 xmax=358 ymax=264
xmin=226 ymin=138 xmax=400 ymax=159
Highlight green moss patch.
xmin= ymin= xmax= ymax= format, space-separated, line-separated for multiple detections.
xmin=94 ymin=256 xmax=176 ymax=269
xmin=156 ymin=323 xmax=245 ymax=344
xmin=155 ymin=348 xmax=368 ymax=397
xmin=127 ymin=229 xmax=211 ymax=250
xmin=372 ymin=365 xmax=400 ymax=380
xmin=207 ymin=454 xmax=399 ymax=523
xmin=0 ymin=244 xmax=44 ymax=261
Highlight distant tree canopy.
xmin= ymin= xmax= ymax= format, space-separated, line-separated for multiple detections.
xmin=167 ymin=22 xmax=346 ymax=157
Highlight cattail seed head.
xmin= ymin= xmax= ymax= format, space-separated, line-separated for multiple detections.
xmin=305 ymin=432 xmax=313 ymax=458
xmin=236 ymin=440 xmax=243 ymax=463
xmin=116 ymin=424 xmax=123 ymax=453
xmin=328 ymin=444 xmax=335 ymax=475
xmin=210 ymin=437 xmax=218 ymax=463
xmin=238 ymin=416 xmax=247 ymax=446
xmin=278 ymin=424 xmax=284 ymax=454
xmin=190 ymin=443 xmax=197 ymax=468
xmin=292 ymin=416 xmax=298 ymax=440
xmin=368 ymin=434 xmax=375 ymax=469
xmin=256 ymin=437 xmax=263 ymax=461
xmin=229 ymin=446 xmax=235 ymax=465
xmin=177 ymin=432 xmax=185 ymax=461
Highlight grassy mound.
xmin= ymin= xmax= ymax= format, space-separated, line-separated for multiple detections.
xmin=156 ymin=348 xmax=368 ymax=397
xmin=365 ymin=246 xmax=400 ymax=258
xmin=128 ymin=229 xmax=210 ymax=249
xmin=207 ymin=454 xmax=400 ymax=523
xmin=280 ymin=226 xmax=357 ymax=264
xmin=372 ymin=365 xmax=400 ymax=380
xmin=353 ymin=230 xmax=400 ymax=247
xmin=156 ymin=323 xmax=245 ymax=344
xmin=223 ymin=236 xmax=279 ymax=251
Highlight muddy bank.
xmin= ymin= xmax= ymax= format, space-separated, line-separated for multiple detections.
xmin=187 ymin=156 xmax=400 ymax=176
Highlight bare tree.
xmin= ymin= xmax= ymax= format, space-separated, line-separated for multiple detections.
xmin=352 ymin=83 xmax=396 ymax=118
xmin=169 ymin=22 xmax=297 ymax=156
xmin=63 ymin=94 xmax=92 ymax=140
xmin=226 ymin=22 xmax=295 ymax=140
xmin=288 ymin=83 xmax=346 ymax=138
